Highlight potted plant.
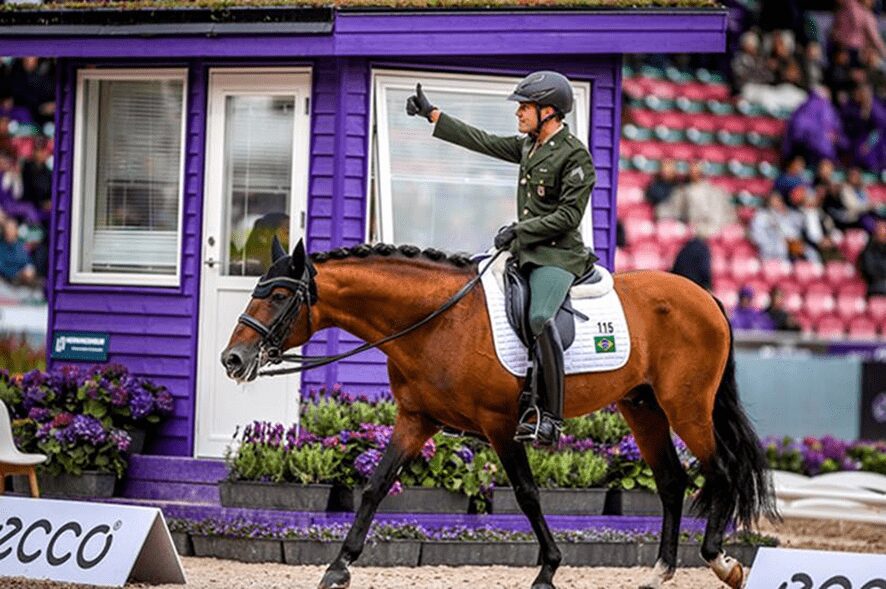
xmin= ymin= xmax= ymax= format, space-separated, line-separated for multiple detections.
xmin=419 ymin=526 xmax=538 ymax=566
xmin=189 ymin=518 xmax=285 ymax=564
xmin=283 ymin=522 xmax=424 ymax=567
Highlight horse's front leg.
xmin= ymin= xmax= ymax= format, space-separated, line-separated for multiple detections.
xmin=318 ymin=411 xmax=437 ymax=589
xmin=491 ymin=435 xmax=562 ymax=589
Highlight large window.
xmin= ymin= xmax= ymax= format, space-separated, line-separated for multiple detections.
xmin=71 ymin=69 xmax=187 ymax=286
xmin=370 ymin=70 xmax=591 ymax=254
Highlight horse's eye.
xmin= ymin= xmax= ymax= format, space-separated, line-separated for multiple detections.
xmin=271 ymin=292 xmax=288 ymax=303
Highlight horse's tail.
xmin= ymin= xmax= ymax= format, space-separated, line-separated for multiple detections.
xmin=696 ymin=297 xmax=779 ymax=529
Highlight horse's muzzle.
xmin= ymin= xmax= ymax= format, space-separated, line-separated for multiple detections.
xmin=221 ymin=346 xmax=259 ymax=382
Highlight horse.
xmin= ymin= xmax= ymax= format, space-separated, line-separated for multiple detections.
xmin=221 ymin=238 xmax=777 ymax=589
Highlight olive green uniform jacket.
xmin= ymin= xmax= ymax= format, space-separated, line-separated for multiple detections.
xmin=433 ymin=112 xmax=598 ymax=277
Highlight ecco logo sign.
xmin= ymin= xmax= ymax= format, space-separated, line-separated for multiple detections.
xmin=0 ymin=517 xmax=118 ymax=569
xmin=748 ymin=548 xmax=886 ymax=589
xmin=0 ymin=496 xmax=185 ymax=587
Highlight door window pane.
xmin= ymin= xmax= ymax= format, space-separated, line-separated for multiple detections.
xmin=374 ymin=73 xmax=588 ymax=254
xmin=78 ymin=76 xmax=185 ymax=276
xmin=223 ymin=95 xmax=295 ymax=276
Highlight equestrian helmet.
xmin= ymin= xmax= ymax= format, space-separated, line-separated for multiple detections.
xmin=507 ymin=71 xmax=574 ymax=115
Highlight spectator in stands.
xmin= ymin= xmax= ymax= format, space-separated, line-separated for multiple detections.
xmin=731 ymin=31 xmax=774 ymax=92
xmin=831 ymin=0 xmax=886 ymax=64
xmin=835 ymin=166 xmax=876 ymax=229
xmin=0 ymin=217 xmax=35 ymax=287
xmin=774 ymin=155 xmax=810 ymax=200
xmin=802 ymin=42 xmax=826 ymax=90
xmin=731 ymin=286 xmax=775 ymax=331
xmin=670 ymin=227 xmax=712 ymax=291
xmin=765 ymin=287 xmax=801 ymax=331
xmin=21 ymin=137 xmax=51 ymax=213
xmin=839 ymin=83 xmax=885 ymax=171
xmin=0 ymin=149 xmax=21 ymax=204
xmin=782 ymin=86 xmax=846 ymax=167
xmin=9 ymin=57 xmax=54 ymax=126
xmin=826 ymin=46 xmax=858 ymax=105
xmin=656 ymin=161 xmax=736 ymax=237
xmin=859 ymin=217 xmax=886 ymax=296
xmin=799 ymin=187 xmax=840 ymax=262
xmin=860 ymin=47 xmax=886 ymax=99
xmin=644 ymin=159 xmax=681 ymax=206
xmin=750 ymin=192 xmax=805 ymax=260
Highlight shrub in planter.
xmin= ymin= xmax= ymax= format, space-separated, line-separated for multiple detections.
xmin=763 ymin=435 xmax=886 ymax=476
xmin=300 ymin=386 xmax=396 ymax=435
xmin=562 ymin=404 xmax=630 ymax=445
xmin=282 ymin=522 xmax=425 ymax=567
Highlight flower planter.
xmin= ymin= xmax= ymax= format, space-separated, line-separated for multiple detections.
xmin=420 ymin=541 xmax=538 ymax=566
xmin=127 ymin=426 xmax=147 ymax=455
xmin=376 ymin=486 xmax=470 ymax=514
xmin=13 ymin=471 xmax=116 ymax=498
xmin=608 ymin=489 xmax=693 ymax=516
xmin=559 ymin=541 xmax=639 ymax=567
xmin=170 ymin=532 xmax=193 ymax=556
xmin=283 ymin=540 xmax=421 ymax=567
xmin=219 ymin=480 xmax=333 ymax=512
xmin=637 ymin=542 xmax=760 ymax=567
xmin=191 ymin=535 xmax=283 ymax=563
xmin=494 ymin=487 xmax=607 ymax=515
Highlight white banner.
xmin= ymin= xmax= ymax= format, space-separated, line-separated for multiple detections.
xmin=747 ymin=547 xmax=886 ymax=589
xmin=0 ymin=496 xmax=186 ymax=587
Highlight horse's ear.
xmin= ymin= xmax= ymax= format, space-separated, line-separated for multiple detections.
xmin=271 ymin=235 xmax=287 ymax=263
xmin=290 ymin=238 xmax=306 ymax=275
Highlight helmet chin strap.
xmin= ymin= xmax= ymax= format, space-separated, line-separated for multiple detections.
xmin=532 ymin=104 xmax=559 ymax=139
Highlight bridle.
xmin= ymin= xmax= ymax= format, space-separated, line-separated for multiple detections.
xmin=236 ymin=249 xmax=505 ymax=377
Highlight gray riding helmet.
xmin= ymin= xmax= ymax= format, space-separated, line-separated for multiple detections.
xmin=507 ymin=71 xmax=574 ymax=115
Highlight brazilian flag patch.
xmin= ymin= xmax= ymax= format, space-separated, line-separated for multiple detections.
xmin=594 ymin=336 xmax=616 ymax=354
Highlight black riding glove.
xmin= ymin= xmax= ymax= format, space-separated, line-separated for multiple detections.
xmin=406 ymin=83 xmax=436 ymax=121
xmin=494 ymin=224 xmax=518 ymax=250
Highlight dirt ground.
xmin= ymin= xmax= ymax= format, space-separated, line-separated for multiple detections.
xmin=3 ymin=519 xmax=882 ymax=589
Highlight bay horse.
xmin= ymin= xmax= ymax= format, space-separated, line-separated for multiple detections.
xmin=221 ymin=238 xmax=777 ymax=589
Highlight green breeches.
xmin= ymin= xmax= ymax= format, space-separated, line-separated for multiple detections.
xmin=528 ymin=265 xmax=575 ymax=337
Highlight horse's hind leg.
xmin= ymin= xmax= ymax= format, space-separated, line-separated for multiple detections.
xmin=318 ymin=411 xmax=437 ymax=589
xmin=490 ymin=434 xmax=561 ymax=589
xmin=617 ymin=391 xmax=687 ymax=589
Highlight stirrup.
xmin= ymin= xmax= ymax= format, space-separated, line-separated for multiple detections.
xmin=513 ymin=405 xmax=542 ymax=442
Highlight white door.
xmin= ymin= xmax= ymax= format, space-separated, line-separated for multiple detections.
xmin=196 ymin=69 xmax=311 ymax=458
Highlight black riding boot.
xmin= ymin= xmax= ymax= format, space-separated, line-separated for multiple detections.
xmin=514 ymin=318 xmax=565 ymax=446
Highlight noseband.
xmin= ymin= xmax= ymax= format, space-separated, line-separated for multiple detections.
xmin=237 ymin=269 xmax=316 ymax=364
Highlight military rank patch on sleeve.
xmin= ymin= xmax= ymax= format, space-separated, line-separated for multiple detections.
xmin=569 ymin=166 xmax=585 ymax=181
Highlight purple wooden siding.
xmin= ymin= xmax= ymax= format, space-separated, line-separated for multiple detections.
xmin=49 ymin=60 xmax=208 ymax=456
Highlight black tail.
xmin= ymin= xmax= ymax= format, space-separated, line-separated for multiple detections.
xmin=696 ymin=297 xmax=779 ymax=529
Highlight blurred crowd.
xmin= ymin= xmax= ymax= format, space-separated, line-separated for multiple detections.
xmin=0 ymin=56 xmax=53 ymax=303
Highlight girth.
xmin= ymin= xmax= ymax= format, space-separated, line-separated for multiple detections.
xmin=502 ymin=257 xmax=600 ymax=350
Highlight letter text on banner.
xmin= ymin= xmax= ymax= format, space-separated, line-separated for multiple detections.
xmin=746 ymin=547 xmax=886 ymax=589
xmin=0 ymin=496 xmax=186 ymax=587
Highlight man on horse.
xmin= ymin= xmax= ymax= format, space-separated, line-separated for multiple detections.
xmin=406 ymin=71 xmax=598 ymax=445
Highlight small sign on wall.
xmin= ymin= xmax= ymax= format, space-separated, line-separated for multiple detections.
xmin=747 ymin=547 xmax=886 ymax=589
xmin=51 ymin=331 xmax=110 ymax=362
xmin=0 ymin=496 xmax=186 ymax=587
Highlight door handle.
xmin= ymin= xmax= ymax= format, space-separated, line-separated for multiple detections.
xmin=204 ymin=257 xmax=217 ymax=268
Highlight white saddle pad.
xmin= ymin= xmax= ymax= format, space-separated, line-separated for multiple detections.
xmin=477 ymin=255 xmax=631 ymax=377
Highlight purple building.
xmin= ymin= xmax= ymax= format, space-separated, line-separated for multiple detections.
xmin=0 ymin=4 xmax=725 ymax=458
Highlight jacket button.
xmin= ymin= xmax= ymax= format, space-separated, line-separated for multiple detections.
xmin=523 ymin=208 xmax=529 ymax=215
xmin=520 ymin=178 xmax=527 ymax=185
xmin=551 ymin=241 xmax=556 ymax=246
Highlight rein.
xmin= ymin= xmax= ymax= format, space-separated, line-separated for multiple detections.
xmin=245 ymin=249 xmax=506 ymax=377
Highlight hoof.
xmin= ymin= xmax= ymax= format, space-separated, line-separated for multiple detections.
xmin=639 ymin=559 xmax=675 ymax=589
xmin=710 ymin=553 xmax=745 ymax=589
xmin=318 ymin=567 xmax=351 ymax=589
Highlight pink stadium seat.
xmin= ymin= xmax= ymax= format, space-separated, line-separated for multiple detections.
xmin=847 ymin=316 xmax=878 ymax=340
xmin=869 ymin=184 xmax=886 ymax=205
xmin=619 ymin=171 xmax=652 ymax=189
xmin=713 ymin=284 xmax=738 ymax=310
xmin=719 ymin=115 xmax=748 ymax=134
xmin=730 ymin=145 xmax=762 ymax=164
xmin=690 ymin=113 xmax=720 ymax=133
xmin=615 ymin=248 xmax=634 ymax=272
xmin=835 ymin=293 xmax=867 ymax=320
xmin=796 ymin=312 xmax=815 ymax=334
xmin=622 ymin=78 xmax=645 ymax=99
xmin=624 ymin=217 xmax=656 ymax=243
xmin=658 ymin=111 xmax=687 ymax=129
xmin=841 ymin=229 xmax=869 ymax=263
xmin=669 ymin=143 xmax=697 ymax=161
xmin=824 ymin=260 xmax=856 ymax=287
xmin=636 ymin=140 xmax=667 ymax=160
xmin=761 ymin=259 xmax=792 ymax=285
xmin=815 ymin=315 xmax=846 ymax=339
xmin=742 ymin=178 xmax=774 ymax=196
xmin=744 ymin=278 xmax=771 ymax=308
xmin=793 ymin=260 xmax=825 ymax=286
xmin=631 ymin=243 xmax=666 ymax=271
xmin=656 ymin=218 xmax=690 ymax=244
xmin=869 ymin=296 xmax=886 ymax=321
xmin=838 ymin=280 xmax=868 ymax=298
xmin=700 ymin=144 xmax=731 ymax=163
xmin=745 ymin=116 xmax=785 ymax=137
xmin=630 ymin=109 xmax=657 ymax=128
xmin=804 ymin=290 xmax=836 ymax=319
xmin=711 ymin=252 xmax=730 ymax=277
xmin=781 ymin=289 xmax=804 ymax=314
xmin=719 ymin=223 xmax=747 ymax=247
xmin=729 ymin=255 xmax=762 ymax=282
xmin=646 ymin=79 xmax=678 ymax=99
xmin=620 ymin=185 xmax=645 ymax=206
xmin=619 ymin=202 xmax=655 ymax=221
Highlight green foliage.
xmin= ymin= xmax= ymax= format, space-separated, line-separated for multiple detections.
xmin=0 ymin=335 xmax=45 ymax=375
xmin=300 ymin=396 xmax=396 ymax=437
xmin=527 ymin=447 xmax=608 ymax=489
xmin=562 ymin=409 xmax=630 ymax=444
xmin=226 ymin=441 xmax=344 ymax=485
xmin=849 ymin=443 xmax=886 ymax=475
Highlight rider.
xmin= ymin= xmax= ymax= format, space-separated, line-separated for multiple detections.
xmin=406 ymin=71 xmax=598 ymax=445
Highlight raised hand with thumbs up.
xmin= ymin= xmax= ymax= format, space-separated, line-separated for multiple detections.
xmin=405 ymin=83 xmax=437 ymax=122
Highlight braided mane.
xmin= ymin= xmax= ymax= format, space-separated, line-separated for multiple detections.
xmin=309 ymin=243 xmax=478 ymax=271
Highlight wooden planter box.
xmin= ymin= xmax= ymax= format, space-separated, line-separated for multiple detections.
xmin=609 ymin=489 xmax=693 ymax=516
xmin=191 ymin=535 xmax=283 ymax=563
xmin=559 ymin=541 xmax=639 ymax=567
xmin=637 ymin=542 xmax=760 ymax=567
xmin=14 ymin=471 xmax=116 ymax=498
xmin=219 ymin=480 xmax=333 ymax=512
xmin=420 ymin=541 xmax=538 ymax=566
xmin=283 ymin=540 xmax=421 ymax=567
xmin=376 ymin=486 xmax=470 ymax=514
xmin=493 ymin=487 xmax=607 ymax=515
xmin=170 ymin=532 xmax=193 ymax=556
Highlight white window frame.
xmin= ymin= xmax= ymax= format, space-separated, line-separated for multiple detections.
xmin=368 ymin=68 xmax=593 ymax=250
xmin=69 ymin=68 xmax=188 ymax=287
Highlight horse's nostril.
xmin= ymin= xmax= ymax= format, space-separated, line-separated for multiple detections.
xmin=223 ymin=351 xmax=243 ymax=371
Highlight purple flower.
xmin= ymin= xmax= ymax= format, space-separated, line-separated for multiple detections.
xmin=129 ymin=387 xmax=154 ymax=420
xmin=420 ymin=438 xmax=436 ymax=461
xmin=611 ymin=435 xmax=642 ymax=462
xmin=27 ymin=407 xmax=51 ymax=423
xmin=355 ymin=449 xmax=383 ymax=479
xmin=110 ymin=429 xmax=131 ymax=453
xmin=455 ymin=446 xmax=474 ymax=464
xmin=388 ymin=480 xmax=403 ymax=496
xmin=154 ymin=389 xmax=174 ymax=415
xmin=71 ymin=415 xmax=107 ymax=445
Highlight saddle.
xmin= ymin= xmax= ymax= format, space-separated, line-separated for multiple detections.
xmin=502 ymin=255 xmax=602 ymax=351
